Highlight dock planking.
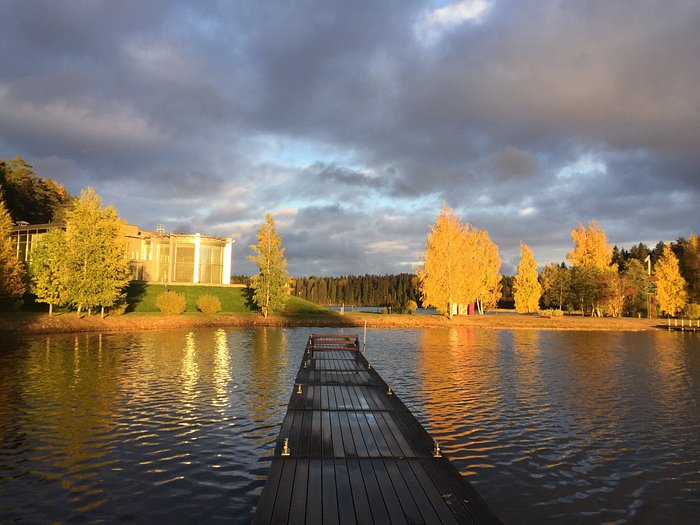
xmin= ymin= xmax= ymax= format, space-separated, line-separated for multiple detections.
xmin=253 ymin=333 xmax=501 ymax=524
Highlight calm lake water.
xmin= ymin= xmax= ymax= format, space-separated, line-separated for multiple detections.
xmin=1 ymin=327 xmax=699 ymax=523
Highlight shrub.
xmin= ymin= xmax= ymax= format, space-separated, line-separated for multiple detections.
xmin=404 ymin=300 xmax=418 ymax=314
xmin=110 ymin=300 xmax=128 ymax=316
xmin=196 ymin=294 xmax=221 ymax=315
xmin=155 ymin=290 xmax=187 ymax=315
xmin=683 ymin=303 xmax=700 ymax=319
xmin=539 ymin=309 xmax=564 ymax=317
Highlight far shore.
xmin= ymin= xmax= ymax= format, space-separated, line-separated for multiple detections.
xmin=0 ymin=310 xmax=669 ymax=336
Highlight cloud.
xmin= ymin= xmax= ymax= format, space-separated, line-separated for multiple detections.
xmin=415 ymin=0 xmax=491 ymax=44
xmin=0 ymin=0 xmax=698 ymax=278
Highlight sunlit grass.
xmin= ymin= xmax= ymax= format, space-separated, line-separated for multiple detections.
xmin=124 ymin=283 xmax=333 ymax=315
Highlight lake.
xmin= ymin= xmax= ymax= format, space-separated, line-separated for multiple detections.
xmin=1 ymin=327 xmax=699 ymax=523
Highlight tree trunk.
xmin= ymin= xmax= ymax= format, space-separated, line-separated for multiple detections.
xmin=49 ymin=303 xmax=53 ymax=317
xmin=101 ymin=306 xmax=105 ymax=319
xmin=77 ymin=305 xmax=82 ymax=317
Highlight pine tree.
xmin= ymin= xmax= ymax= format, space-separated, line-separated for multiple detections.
xmin=29 ymin=228 xmax=68 ymax=316
xmin=0 ymin=194 xmax=26 ymax=309
xmin=655 ymin=245 xmax=687 ymax=317
xmin=248 ymin=213 xmax=289 ymax=318
xmin=64 ymin=187 xmax=131 ymax=317
xmin=513 ymin=242 xmax=542 ymax=313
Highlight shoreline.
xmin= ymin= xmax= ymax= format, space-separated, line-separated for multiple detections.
xmin=0 ymin=311 xmax=666 ymax=336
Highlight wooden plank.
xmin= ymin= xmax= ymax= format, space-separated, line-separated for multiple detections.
xmin=330 ymin=410 xmax=345 ymax=458
xmin=320 ymin=410 xmax=332 ymax=458
xmin=252 ymin=458 xmax=283 ymax=524
xmin=288 ymin=460 xmax=309 ymax=523
xmin=309 ymin=411 xmax=323 ymax=458
xmin=346 ymin=411 xmax=369 ymax=458
xmin=347 ymin=459 xmax=374 ymax=525
xmin=371 ymin=412 xmax=402 ymax=457
xmin=322 ymin=459 xmax=339 ymax=524
xmin=361 ymin=412 xmax=389 ymax=457
xmin=298 ymin=410 xmax=312 ymax=457
xmin=355 ymin=412 xmax=380 ymax=457
xmin=357 ymin=460 xmax=392 ymax=524
xmin=270 ymin=459 xmax=296 ymax=523
xmin=335 ymin=460 xmax=357 ymax=525
xmin=395 ymin=460 xmax=442 ymax=524
xmin=306 ymin=459 xmax=323 ymax=525
xmin=338 ymin=410 xmax=357 ymax=457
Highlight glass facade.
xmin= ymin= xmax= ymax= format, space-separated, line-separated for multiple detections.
xmin=11 ymin=223 xmax=232 ymax=285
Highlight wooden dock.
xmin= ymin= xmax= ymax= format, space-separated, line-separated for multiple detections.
xmin=253 ymin=333 xmax=501 ymax=524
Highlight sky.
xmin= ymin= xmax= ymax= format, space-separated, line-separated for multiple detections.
xmin=1 ymin=0 xmax=698 ymax=276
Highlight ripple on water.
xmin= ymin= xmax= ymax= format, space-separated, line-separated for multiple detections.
xmin=1 ymin=328 xmax=700 ymax=523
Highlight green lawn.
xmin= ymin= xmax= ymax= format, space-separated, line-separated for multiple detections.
xmin=125 ymin=283 xmax=332 ymax=315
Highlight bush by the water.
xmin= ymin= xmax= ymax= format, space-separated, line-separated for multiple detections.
xmin=196 ymin=294 xmax=221 ymax=315
xmin=155 ymin=291 xmax=187 ymax=315
xmin=539 ymin=309 xmax=564 ymax=317
xmin=404 ymin=300 xmax=418 ymax=314
xmin=684 ymin=303 xmax=700 ymax=319
xmin=110 ymin=300 xmax=128 ymax=316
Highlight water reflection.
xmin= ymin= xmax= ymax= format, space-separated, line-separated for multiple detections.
xmin=1 ymin=328 xmax=699 ymax=524
xmin=213 ymin=329 xmax=232 ymax=411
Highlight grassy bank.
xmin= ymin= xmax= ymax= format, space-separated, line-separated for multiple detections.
xmin=2 ymin=284 xmax=668 ymax=334
xmin=0 ymin=308 xmax=664 ymax=335
xmin=124 ymin=283 xmax=329 ymax=315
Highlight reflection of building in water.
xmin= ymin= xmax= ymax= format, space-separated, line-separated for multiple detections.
xmin=181 ymin=332 xmax=200 ymax=403
xmin=10 ymin=222 xmax=235 ymax=285
xmin=212 ymin=329 xmax=232 ymax=409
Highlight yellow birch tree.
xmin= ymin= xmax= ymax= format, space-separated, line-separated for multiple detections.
xmin=567 ymin=220 xmax=612 ymax=269
xmin=473 ymin=228 xmax=502 ymax=314
xmin=418 ymin=204 xmax=469 ymax=319
xmin=513 ymin=242 xmax=541 ymax=313
xmin=655 ymin=245 xmax=687 ymax=317
xmin=0 ymin=194 xmax=26 ymax=309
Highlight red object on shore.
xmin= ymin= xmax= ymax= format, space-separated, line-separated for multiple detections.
xmin=468 ymin=302 xmax=475 ymax=315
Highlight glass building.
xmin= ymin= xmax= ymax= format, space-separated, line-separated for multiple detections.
xmin=10 ymin=223 xmax=234 ymax=285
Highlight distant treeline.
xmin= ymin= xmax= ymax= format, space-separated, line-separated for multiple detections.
xmin=234 ymin=273 xmax=421 ymax=307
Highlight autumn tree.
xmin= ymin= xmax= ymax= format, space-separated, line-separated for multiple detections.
xmin=473 ymin=229 xmax=502 ymax=314
xmin=64 ymin=188 xmax=131 ymax=317
xmin=29 ymin=228 xmax=68 ymax=315
xmin=567 ymin=220 xmax=612 ymax=269
xmin=418 ymin=205 xmax=470 ymax=319
xmin=418 ymin=204 xmax=501 ymax=318
xmin=248 ymin=213 xmax=289 ymax=318
xmin=0 ymin=194 xmax=26 ymax=309
xmin=655 ymin=245 xmax=687 ymax=317
xmin=513 ymin=242 xmax=541 ymax=313
xmin=567 ymin=220 xmax=614 ymax=316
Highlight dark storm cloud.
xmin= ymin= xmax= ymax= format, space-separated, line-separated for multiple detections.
xmin=1 ymin=0 xmax=698 ymax=275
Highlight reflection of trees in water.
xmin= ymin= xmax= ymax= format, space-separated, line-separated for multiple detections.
xmin=20 ymin=333 xmax=120 ymax=500
xmin=418 ymin=328 xmax=499 ymax=460
xmin=248 ymin=328 xmax=289 ymax=425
